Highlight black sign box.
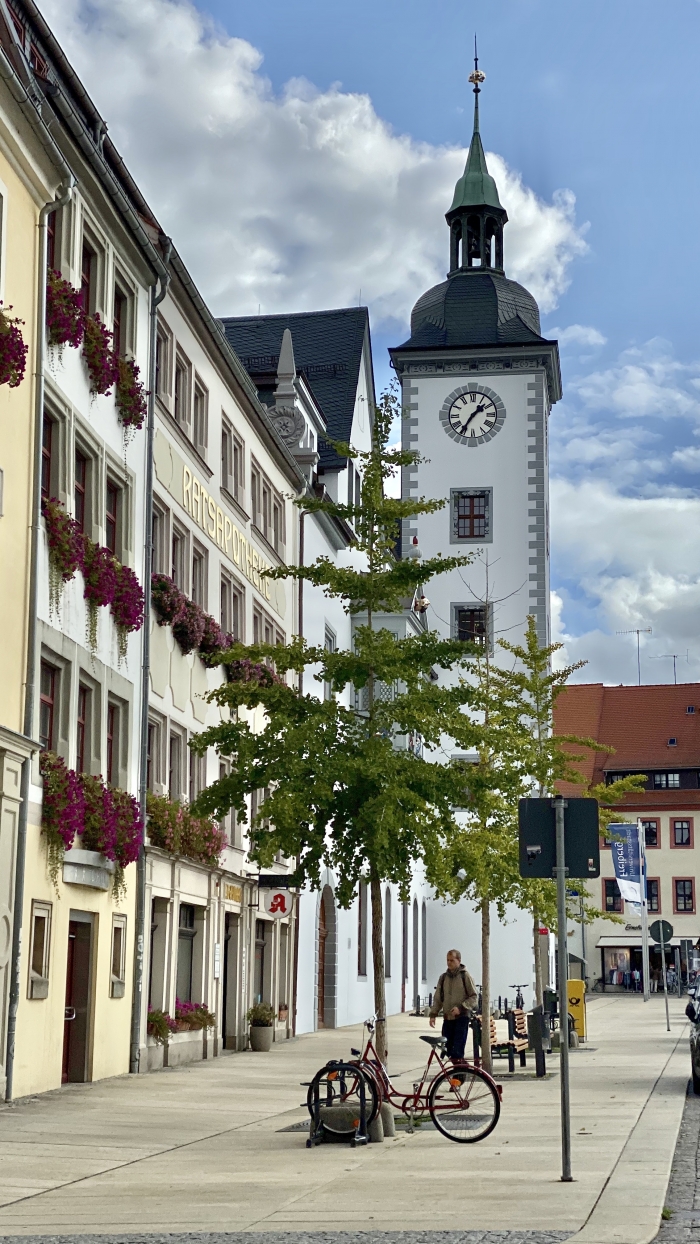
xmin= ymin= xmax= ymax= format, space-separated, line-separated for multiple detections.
xmin=518 ymin=798 xmax=600 ymax=880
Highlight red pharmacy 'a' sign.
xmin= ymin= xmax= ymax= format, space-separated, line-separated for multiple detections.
xmin=263 ymin=889 xmax=291 ymax=918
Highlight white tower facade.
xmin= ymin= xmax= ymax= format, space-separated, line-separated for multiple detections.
xmin=390 ymin=67 xmax=562 ymax=1009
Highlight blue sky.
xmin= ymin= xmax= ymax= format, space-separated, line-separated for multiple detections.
xmin=47 ymin=0 xmax=700 ymax=684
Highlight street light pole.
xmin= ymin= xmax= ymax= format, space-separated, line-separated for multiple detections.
xmin=554 ymin=795 xmax=572 ymax=1182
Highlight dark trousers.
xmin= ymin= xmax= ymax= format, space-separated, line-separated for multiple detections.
xmin=442 ymin=1014 xmax=469 ymax=1059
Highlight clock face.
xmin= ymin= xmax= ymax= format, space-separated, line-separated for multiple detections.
xmin=448 ymin=391 xmax=499 ymax=440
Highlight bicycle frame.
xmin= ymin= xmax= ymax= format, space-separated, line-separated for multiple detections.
xmin=352 ymin=1021 xmax=498 ymax=1123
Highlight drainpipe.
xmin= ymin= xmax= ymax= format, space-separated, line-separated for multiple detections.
xmin=5 ymin=176 xmax=75 ymax=1101
xmin=130 ymin=241 xmax=172 ymax=1076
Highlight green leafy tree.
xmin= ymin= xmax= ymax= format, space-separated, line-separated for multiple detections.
xmin=191 ymin=390 xmax=486 ymax=1063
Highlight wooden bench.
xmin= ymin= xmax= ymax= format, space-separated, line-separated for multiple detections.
xmin=488 ymin=1009 xmax=528 ymax=1072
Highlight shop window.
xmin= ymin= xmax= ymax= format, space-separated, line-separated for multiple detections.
xmin=675 ymin=879 xmax=695 ymax=913
xmin=673 ymin=819 xmax=693 ymax=848
xmin=39 ymin=661 xmax=58 ymax=751
xmin=110 ymin=915 xmax=127 ymax=998
xmin=604 ymin=878 xmax=622 ymax=913
xmin=27 ymin=900 xmax=51 ymax=999
xmin=646 ymin=878 xmax=660 ymax=913
xmin=642 ymin=819 xmax=659 ymax=848
xmin=254 ymin=919 xmax=267 ymax=1004
xmin=176 ymin=904 xmax=196 ymax=1003
xmin=357 ymin=881 xmax=367 ymax=977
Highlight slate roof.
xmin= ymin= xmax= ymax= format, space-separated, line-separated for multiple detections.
xmin=220 ymin=307 xmax=373 ymax=470
xmin=553 ymin=682 xmax=700 ymax=796
xmin=395 ymin=270 xmax=545 ymax=351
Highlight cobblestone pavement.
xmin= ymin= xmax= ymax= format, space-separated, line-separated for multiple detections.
xmin=657 ymin=1084 xmax=700 ymax=1244
xmin=0 ymin=1234 xmax=574 ymax=1244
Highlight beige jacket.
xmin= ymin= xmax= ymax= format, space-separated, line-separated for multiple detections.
xmin=430 ymin=966 xmax=478 ymax=1019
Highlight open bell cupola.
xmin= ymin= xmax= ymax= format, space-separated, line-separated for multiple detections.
xmin=446 ymin=58 xmax=507 ymax=275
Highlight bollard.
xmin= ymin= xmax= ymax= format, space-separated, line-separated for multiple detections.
xmin=528 ymin=1005 xmax=547 ymax=1078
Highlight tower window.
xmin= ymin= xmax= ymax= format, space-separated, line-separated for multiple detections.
xmin=451 ymin=488 xmax=491 ymax=542
xmin=454 ymin=604 xmax=489 ymax=647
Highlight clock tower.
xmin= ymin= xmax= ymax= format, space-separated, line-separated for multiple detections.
xmin=390 ymin=62 xmax=561 ymax=658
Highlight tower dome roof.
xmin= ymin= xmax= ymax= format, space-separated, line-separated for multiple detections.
xmin=402 ymin=269 xmax=544 ymax=349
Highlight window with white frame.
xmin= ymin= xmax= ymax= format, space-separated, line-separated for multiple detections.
xmin=27 ymin=900 xmax=51 ymax=999
xmin=220 ymin=571 xmax=243 ymax=640
xmin=193 ymin=376 xmax=208 ymax=455
xmin=110 ymin=914 xmax=127 ymax=997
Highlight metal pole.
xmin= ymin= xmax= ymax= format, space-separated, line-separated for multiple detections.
xmin=660 ymin=928 xmax=671 ymax=1032
xmin=638 ymin=820 xmax=650 ymax=1002
xmin=554 ymin=796 xmax=572 ymax=1182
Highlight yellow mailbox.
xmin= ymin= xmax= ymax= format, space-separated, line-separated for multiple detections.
xmin=567 ymin=978 xmax=586 ymax=1039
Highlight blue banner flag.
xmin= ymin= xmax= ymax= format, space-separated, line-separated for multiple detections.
xmin=609 ymin=822 xmax=643 ymax=904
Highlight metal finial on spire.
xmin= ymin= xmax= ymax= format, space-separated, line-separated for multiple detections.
xmin=468 ymin=35 xmax=485 ymax=133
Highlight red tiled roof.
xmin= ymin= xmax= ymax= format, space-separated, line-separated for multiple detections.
xmin=554 ymin=682 xmax=700 ymax=794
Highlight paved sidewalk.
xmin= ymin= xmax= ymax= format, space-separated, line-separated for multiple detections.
xmin=0 ymin=994 xmax=690 ymax=1239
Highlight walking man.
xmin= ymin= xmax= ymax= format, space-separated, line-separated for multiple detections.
xmin=429 ymin=948 xmax=478 ymax=1060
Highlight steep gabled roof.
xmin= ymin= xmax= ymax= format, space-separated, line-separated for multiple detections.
xmin=220 ymin=307 xmax=373 ymax=470
xmin=554 ymin=682 xmax=700 ymax=793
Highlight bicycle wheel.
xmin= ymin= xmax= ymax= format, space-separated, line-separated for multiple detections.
xmin=428 ymin=1066 xmax=500 ymax=1143
xmin=306 ymin=1062 xmax=380 ymax=1126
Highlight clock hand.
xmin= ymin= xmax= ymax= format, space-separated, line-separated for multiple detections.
xmin=461 ymin=404 xmax=486 ymax=431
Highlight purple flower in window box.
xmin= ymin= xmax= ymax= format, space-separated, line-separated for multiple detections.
xmin=115 ymin=356 xmax=147 ymax=431
xmin=46 ymin=269 xmax=84 ymax=352
xmin=0 ymin=303 xmax=28 ymax=388
xmin=81 ymin=537 xmax=117 ymax=654
xmin=172 ymin=597 xmax=206 ymax=655
xmin=82 ymin=313 xmax=119 ymax=396
xmin=111 ymin=563 xmax=145 ymax=662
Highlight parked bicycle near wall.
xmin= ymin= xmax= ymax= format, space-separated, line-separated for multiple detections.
xmin=306 ymin=1015 xmax=501 ymax=1144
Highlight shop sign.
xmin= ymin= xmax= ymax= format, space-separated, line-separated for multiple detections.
xmin=224 ymin=883 xmax=242 ymax=904
xmin=262 ymin=888 xmax=292 ymax=918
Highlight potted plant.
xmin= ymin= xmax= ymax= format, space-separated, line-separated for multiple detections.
xmin=247 ymin=1002 xmax=275 ymax=1051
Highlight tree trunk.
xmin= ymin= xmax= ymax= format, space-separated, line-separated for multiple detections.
xmin=480 ymin=897 xmax=492 ymax=1075
xmin=533 ymin=908 xmax=544 ymax=1009
xmin=370 ymin=872 xmax=387 ymax=1065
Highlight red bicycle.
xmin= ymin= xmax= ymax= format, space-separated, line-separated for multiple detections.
xmin=307 ymin=1016 xmax=501 ymax=1143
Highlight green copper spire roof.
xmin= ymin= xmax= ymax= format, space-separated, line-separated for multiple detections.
xmin=448 ymin=58 xmax=503 ymax=214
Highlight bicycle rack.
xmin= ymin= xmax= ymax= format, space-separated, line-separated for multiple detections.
xmin=306 ymin=1059 xmax=370 ymax=1149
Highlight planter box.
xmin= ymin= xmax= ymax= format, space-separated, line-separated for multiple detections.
xmin=145 ymin=1029 xmax=215 ymax=1071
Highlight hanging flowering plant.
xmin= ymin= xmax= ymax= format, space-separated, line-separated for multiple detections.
xmin=39 ymin=751 xmax=85 ymax=888
xmin=80 ymin=774 xmax=143 ymax=901
xmin=226 ymin=658 xmax=282 ymax=687
xmin=147 ymin=1006 xmax=177 ymax=1045
xmin=151 ymin=573 xmax=184 ymax=626
xmin=82 ymin=313 xmax=119 ymax=396
xmin=45 ymin=269 xmax=84 ymax=352
xmin=115 ymin=356 xmax=147 ymax=431
xmin=111 ymin=563 xmax=145 ymax=663
xmin=0 ymin=303 xmax=28 ymax=388
xmin=146 ymin=791 xmax=226 ymax=867
xmin=198 ymin=614 xmax=229 ymax=667
xmin=172 ymin=597 xmax=206 ymax=656
xmin=174 ymin=999 xmax=216 ymax=1031
xmin=81 ymin=537 xmax=117 ymax=654
xmin=42 ymin=497 xmax=83 ymax=617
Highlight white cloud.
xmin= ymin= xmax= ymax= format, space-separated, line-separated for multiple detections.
xmin=550 ymin=478 xmax=700 ymax=682
xmin=569 ymin=341 xmax=700 ymax=422
xmin=41 ymin=0 xmax=587 ymax=323
xmin=546 ymin=324 xmax=607 ymax=348
xmin=671 ymin=445 xmax=700 ymax=471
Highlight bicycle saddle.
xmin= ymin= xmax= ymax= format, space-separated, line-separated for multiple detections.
xmin=420 ymin=1034 xmax=447 ymax=1048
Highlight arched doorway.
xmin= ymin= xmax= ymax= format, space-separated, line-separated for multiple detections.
xmin=317 ymin=885 xmax=337 ymax=1029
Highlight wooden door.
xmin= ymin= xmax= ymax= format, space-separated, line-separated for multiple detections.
xmin=317 ymin=897 xmax=327 ymax=1028
xmin=62 ymin=919 xmax=92 ymax=1083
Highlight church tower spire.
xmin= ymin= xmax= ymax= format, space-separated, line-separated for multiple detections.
xmin=446 ymin=47 xmax=508 ymax=275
